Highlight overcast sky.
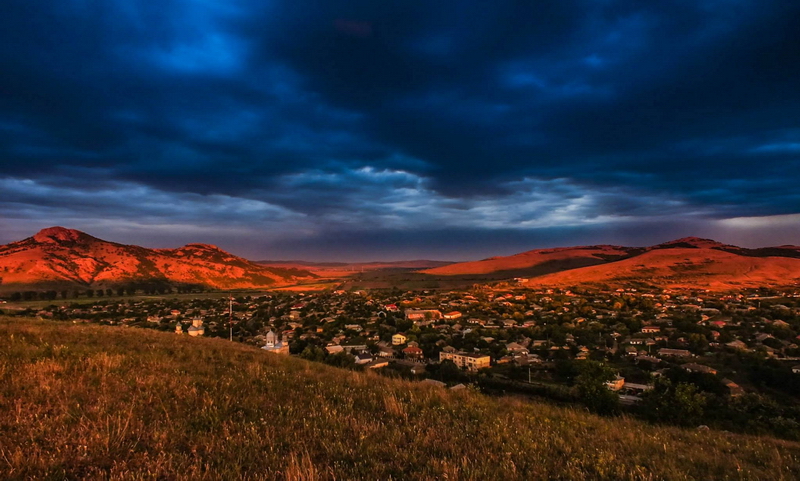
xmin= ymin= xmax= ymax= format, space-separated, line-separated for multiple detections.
xmin=1 ymin=1 xmax=800 ymax=261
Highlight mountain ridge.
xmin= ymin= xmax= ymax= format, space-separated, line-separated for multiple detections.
xmin=0 ymin=227 xmax=314 ymax=292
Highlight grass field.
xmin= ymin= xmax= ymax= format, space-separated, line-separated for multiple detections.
xmin=2 ymin=318 xmax=800 ymax=480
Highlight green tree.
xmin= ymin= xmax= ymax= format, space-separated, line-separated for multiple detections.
xmin=300 ymin=345 xmax=327 ymax=363
xmin=640 ymin=378 xmax=707 ymax=426
xmin=575 ymin=360 xmax=619 ymax=415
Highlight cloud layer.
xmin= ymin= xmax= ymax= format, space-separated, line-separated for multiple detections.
xmin=1 ymin=1 xmax=799 ymax=259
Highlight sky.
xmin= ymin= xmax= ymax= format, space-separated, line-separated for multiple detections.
xmin=1 ymin=0 xmax=800 ymax=261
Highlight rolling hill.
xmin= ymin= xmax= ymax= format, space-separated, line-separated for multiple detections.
xmin=421 ymin=244 xmax=635 ymax=277
xmin=421 ymin=237 xmax=800 ymax=290
xmin=0 ymin=227 xmax=314 ymax=292
xmin=3 ymin=317 xmax=799 ymax=479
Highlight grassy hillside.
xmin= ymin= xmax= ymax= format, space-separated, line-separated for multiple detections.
xmin=2 ymin=319 xmax=800 ymax=480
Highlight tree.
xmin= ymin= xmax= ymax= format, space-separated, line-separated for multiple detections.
xmin=300 ymin=345 xmax=327 ymax=363
xmin=640 ymin=378 xmax=707 ymax=426
xmin=326 ymin=351 xmax=356 ymax=369
xmin=436 ymin=360 xmax=463 ymax=383
xmin=574 ymin=360 xmax=619 ymax=415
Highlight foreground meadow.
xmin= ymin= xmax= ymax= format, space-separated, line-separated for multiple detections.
xmin=1 ymin=317 xmax=800 ymax=480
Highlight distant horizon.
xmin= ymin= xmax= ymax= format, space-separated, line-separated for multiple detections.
xmin=5 ymin=224 xmax=799 ymax=265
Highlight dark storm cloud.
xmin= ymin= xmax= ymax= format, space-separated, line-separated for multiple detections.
xmin=1 ymin=0 xmax=800 ymax=259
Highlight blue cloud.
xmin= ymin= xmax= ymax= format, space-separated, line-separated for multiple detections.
xmin=1 ymin=0 xmax=799 ymax=258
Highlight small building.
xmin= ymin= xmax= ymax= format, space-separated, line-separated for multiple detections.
xmin=325 ymin=345 xmax=344 ymax=354
xmin=403 ymin=345 xmax=424 ymax=360
xmin=658 ymin=348 xmax=692 ymax=358
xmin=405 ymin=309 xmax=443 ymax=322
xmin=605 ymin=376 xmax=625 ymax=391
xmin=354 ymin=352 xmax=373 ymax=365
xmin=722 ymin=378 xmax=744 ymax=397
xmin=367 ymin=359 xmax=390 ymax=369
xmin=726 ymin=340 xmax=748 ymax=350
xmin=506 ymin=342 xmax=529 ymax=356
xmin=443 ymin=311 xmax=463 ymax=320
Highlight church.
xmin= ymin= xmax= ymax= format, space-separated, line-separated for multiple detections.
xmin=261 ymin=329 xmax=289 ymax=354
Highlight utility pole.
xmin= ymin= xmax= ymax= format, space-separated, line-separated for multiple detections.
xmin=229 ymin=295 xmax=233 ymax=342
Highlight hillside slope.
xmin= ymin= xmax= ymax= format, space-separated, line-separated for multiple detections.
xmin=525 ymin=246 xmax=800 ymax=290
xmin=0 ymin=227 xmax=314 ymax=292
xmin=421 ymin=245 xmax=634 ymax=276
xmin=423 ymin=237 xmax=800 ymax=290
xmin=2 ymin=318 xmax=799 ymax=480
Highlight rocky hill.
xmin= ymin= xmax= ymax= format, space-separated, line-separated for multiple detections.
xmin=0 ymin=227 xmax=314 ymax=292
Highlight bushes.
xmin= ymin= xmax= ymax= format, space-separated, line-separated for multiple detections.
xmin=639 ymin=378 xmax=707 ymax=426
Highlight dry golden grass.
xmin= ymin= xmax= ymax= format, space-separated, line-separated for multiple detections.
xmin=2 ymin=317 xmax=800 ymax=480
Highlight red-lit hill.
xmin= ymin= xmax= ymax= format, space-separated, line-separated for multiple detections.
xmin=420 ymin=245 xmax=636 ymax=277
xmin=422 ymin=236 xmax=800 ymax=290
xmin=0 ymin=227 xmax=314 ymax=292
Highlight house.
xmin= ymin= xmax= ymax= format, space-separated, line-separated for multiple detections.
xmin=403 ymin=345 xmax=424 ymax=360
xmin=354 ymin=352 xmax=373 ymax=365
xmin=377 ymin=343 xmax=396 ymax=358
xmin=405 ymin=309 xmax=443 ymax=322
xmin=392 ymin=333 xmax=407 ymax=346
xmin=325 ymin=345 xmax=344 ymax=354
xmin=506 ymin=342 xmax=529 ymax=356
xmin=726 ymin=340 xmax=748 ymax=350
xmin=421 ymin=379 xmax=446 ymax=388
xmin=658 ymin=348 xmax=692 ymax=358
xmin=641 ymin=326 xmax=661 ymax=334
xmin=622 ymin=382 xmax=653 ymax=395
xmin=605 ymin=376 xmax=625 ymax=391
xmin=439 ymin=351 xmax=491 ymax=372
xmin=187 ymin=318 xmax=205 ymax=337
xmin=443 ymin=311 xmax=463 ymax=320
xmin=367 ymin=359 xmax=390 ymax=369
xmin=722 ymin=379 xmax=744 ymax=397
xmin=175 ymin=324 xmax=183 ymax=334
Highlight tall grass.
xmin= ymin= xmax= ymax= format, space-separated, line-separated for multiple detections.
xmin=1 ymin=317 xmax=800 ymax=480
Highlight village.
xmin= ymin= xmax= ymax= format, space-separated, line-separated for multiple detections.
xmin=9 ymin=284 xmax=800 ymax=408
